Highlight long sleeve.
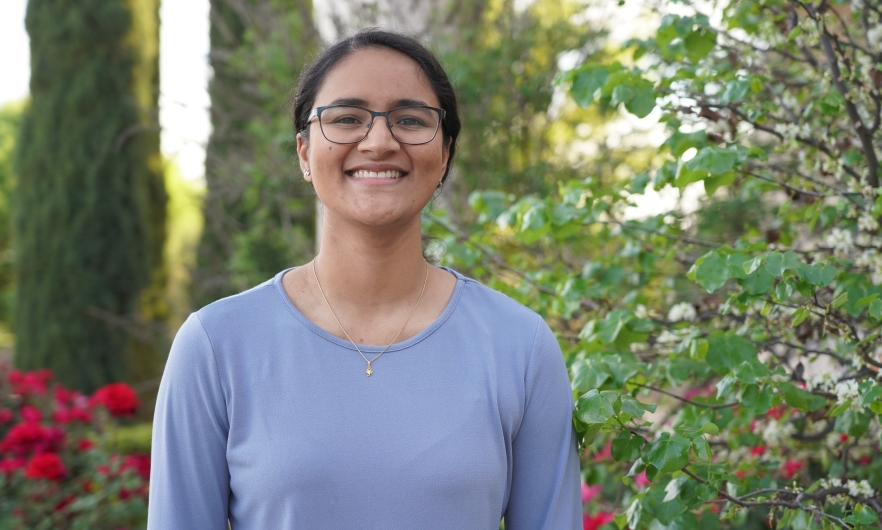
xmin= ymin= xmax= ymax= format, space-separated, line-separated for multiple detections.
xmin=505 ymin=319 xmax=582 ymax=530
xmin=148 ymin=313 xmax=231 ymax=529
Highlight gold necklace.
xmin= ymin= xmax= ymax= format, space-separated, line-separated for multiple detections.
xmin=312 ymin=258 xmax=429 ymax=376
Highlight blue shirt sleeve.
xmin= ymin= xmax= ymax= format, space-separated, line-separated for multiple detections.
xmin=148 ymin=313 xmax=231 ymax=529
xmin=504 ymin=319 xmax=582 ymax=530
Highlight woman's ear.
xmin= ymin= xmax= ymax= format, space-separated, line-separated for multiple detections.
xmin=297 ymin=132 xmax=312 ymax=183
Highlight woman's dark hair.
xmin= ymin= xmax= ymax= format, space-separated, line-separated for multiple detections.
xmin=292 ymin=28 xmax=461 ymax=184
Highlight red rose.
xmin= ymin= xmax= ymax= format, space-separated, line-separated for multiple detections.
xmin=583 ymin=511 xmax=615 ymax=530
xmin=25 ymin=453 xmax=66 ymax=481
xmin=0 ymin=457 xmax=25 ymax=475
xmin=91 ymin=383 xmax=139 ymax=417
xmin=1 ymin=422 xmax=47 ymax=456
xmin=77 ymin=438 xmax=95 ymax=451
xmin=9 ymin=369 xmax=53 ymax=396
xmin=53 ymin=405 xmax=93 ymax=425
xmin=20 ymin=405 xmax=42 ymax=423
xmin=781 ymin=459 xmax=803 ymax=478
xmin=750 ymin=445 xmax=766 ymax=456
xmin=54 ymin=495 xmax=76 ymax=513
xmin=121 ymin=453 xmax=151 ymax=481
xmin=0 ymin=408 xmax=12 ymax=424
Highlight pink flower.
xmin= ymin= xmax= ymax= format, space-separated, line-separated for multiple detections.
xmin=584 ymin=511 xmax=615 ymax=530
xmin=592 ymin=443 xmax=612 ymax=462
xmin=582 ymin=483 xmax=602 ymax=503
xmin=750 ymin=445 xmax=766 ymax=456
xmin=0 ymin=408 xmax=12 ymax=424
xmin=634 ymin=470 xmax=650 ymax=489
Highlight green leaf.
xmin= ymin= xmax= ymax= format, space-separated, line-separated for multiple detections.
xmin=612 ymin=431 xmax=645 ymax=461
xmin=855 ymin=293 xmax=879 ymax=310
xmin=869 ymin=298 xmax=882 ymax=320
xmin=686 ymin=146 xmax=738 ymax=175
xmin=844 ymin=504 xmax=878 ymax=525
xmin=859 ymin=385 xmax=882 ymax=407
xmin=765 ymin=251 xmax=785 ymax=276
xmin=570 ymin=65 xmax=611 ymax=107
xmin=791 ymin=307 xmax=810 ymax=327
xmin=571 ymin=359 xmax=611 ymax=392
xmin=684 ymin=27 xmax=717 ymax=62
xmin=788 ymin=26 xmax=803 ymax=40
xmin=576 ymin=389 xmax=619 ymax=424
xmin=741 ymin=267 xmax=774 ymax=295
xmin=742 ymin=256 xmax=762 ymax=275
xmin=825 ymin=398 xmax=851 ymax=418
xmin=720 ymin=78 xmax=750 ymax=104
xmin=689 ymin=251 xmax=730 ymax=293
xmin=832 ymin=291 xmax=849 ymax=309
xmin=733 ymin=359 xmax=770 ymax=384
xmin=699 ymin=422 xmax=719 ymax=435
xmin=742 ymin=384 xmax=773 ymax=415
xmin=625 ymin=81 xmax=656 ymax=118
xmin=775 ymin=280 xmax=795 ymax=301
xmin=780 ymin=382 xmax=827 ymax=412
xmin=644 ymin=433 xmax=691 ymax=473
xmin=704 ymin=171 xmax=736 ymax=195
xmin=692 ymin=435 xmax=712 ymax=459
xmin=597 ymin=310 xmax=633 ymax=344
xmin=620 ymin=395 xmax=657 ymax=418
xmin=706 ymin=332 xmax=755 ymax=374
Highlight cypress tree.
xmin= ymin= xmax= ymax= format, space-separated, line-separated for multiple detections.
xmin=14 ymin=0 xmax=166 ymax=392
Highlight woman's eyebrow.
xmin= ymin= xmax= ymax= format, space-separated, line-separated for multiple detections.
xmin=326 ymin=97 xmax=431 ymax=108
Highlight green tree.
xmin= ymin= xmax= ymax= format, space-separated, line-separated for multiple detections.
xmin=193 ymin=0 xmax=318 ymax=306
xmin=430 ymin=0 xmax=882 ymax=526
xmin=15 ymin=0 xmax=166 ymax=392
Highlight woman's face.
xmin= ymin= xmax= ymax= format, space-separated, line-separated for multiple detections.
xmin=297 ymin=48 xmax=450 ymax=231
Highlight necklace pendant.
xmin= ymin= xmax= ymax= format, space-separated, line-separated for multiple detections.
xmin=366 ymin=362 xmax=373 ymax=377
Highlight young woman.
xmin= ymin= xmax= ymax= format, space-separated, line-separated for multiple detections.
xmin=148 ymin=29 xmax=581 ymax=529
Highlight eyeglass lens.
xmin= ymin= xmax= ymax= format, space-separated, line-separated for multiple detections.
xmin=318 ymin=106 xmax=441 ymax=145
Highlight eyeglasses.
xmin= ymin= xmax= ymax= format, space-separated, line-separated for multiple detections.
xmin=306 ymin=105 xmax=446 ymax=145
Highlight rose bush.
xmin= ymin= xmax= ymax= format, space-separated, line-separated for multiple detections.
xmin=0 ymin=365 xmax=148 ymax=529
xmin=428 ymin=0 xmax=882 ymax=527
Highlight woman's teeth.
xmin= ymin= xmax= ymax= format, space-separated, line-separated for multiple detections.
xmin=349 ymin=170 xmax=404 ymax=179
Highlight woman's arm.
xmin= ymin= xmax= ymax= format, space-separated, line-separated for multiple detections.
xmin=505 ymin=319 xmax=582 ymax=530
xmin=148 ymin=313 xmax=231 ymax=529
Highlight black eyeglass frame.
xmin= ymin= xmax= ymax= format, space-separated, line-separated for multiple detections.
xmin=305 ymin=104 xmax=447 ymax=145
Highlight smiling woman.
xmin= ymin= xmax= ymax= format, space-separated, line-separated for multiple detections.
xmin=148 ymin=28 xmax=581 ymax=530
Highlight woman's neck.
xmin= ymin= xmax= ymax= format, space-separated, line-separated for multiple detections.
xmin=313 ymin=215 xmax=428 ymax=312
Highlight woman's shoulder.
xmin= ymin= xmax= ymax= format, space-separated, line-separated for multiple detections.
xmin=191 ymin=269 xmax=292 ymax=336
xmin=446 ymin=268 xmax=547 ymax=331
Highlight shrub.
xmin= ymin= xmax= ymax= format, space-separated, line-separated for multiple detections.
xmin=0 ymin=366 xmax=148 ymax=529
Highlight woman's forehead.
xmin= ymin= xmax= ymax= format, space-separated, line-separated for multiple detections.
xmin=314 ymin=48 xmax=439 ymax=108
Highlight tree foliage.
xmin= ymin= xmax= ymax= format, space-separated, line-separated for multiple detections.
xmin=193 ymin=0 xmax=319 ymax=306
xmin=15 ymin=0 xmax=166 ymax=392
xmin=430 ymin=0 xmax=882 ymax=527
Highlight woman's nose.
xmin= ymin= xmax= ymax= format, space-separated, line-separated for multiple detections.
xmin=358 ymin=116 xmax=400 ymax=153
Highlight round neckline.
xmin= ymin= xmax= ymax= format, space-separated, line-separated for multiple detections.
xmin=272 ymin=266 xmax=466 ymax=353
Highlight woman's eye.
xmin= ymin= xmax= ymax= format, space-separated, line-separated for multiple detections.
xmin=331 ymin=116 xmax=363 ymax=125
xmin=396 ymin=116 xmax=427 ymax=127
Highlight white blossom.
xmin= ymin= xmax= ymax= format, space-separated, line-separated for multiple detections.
xmin=868 ymin=25 xmax=882 ymax=50
xmin=826 ymin=228 xmax=853 ymax=253
xmin=858 ymin=212 xmax=879 ymax=232
xmin=667 ymin=302 xmax=697 ymax=322
xmin=847 ymin=479 xmax=874 ymax=498
xmin=833 ymin=380 xmax=860 ymax=405
xmin=761 ymin=421 xmax=796 ymax=446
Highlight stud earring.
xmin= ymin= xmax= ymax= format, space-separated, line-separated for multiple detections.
xmin=305 ymin=169 xmax=311 ymax=177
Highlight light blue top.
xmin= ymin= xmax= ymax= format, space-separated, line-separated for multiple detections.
xmin=148 ymin=268 xmax=581 ymax=529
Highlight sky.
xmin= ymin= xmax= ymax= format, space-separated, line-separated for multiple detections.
xmin=0 ymin=0 xmax=212 ymax=181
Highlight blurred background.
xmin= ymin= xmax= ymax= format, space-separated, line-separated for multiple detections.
xmin=0 ymin=0 xmax=664 ymax=397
